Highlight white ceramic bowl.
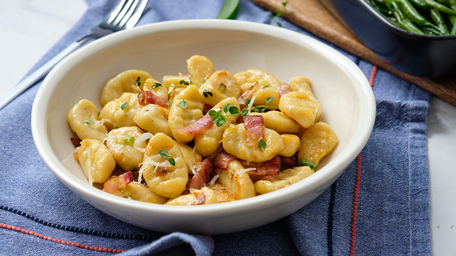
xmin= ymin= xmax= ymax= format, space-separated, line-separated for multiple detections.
xmin=32 ymin=20 xmax=376 ymax=235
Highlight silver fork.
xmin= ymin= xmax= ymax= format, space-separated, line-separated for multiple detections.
xmin=0 ymin=0 xmax=148 ymax=110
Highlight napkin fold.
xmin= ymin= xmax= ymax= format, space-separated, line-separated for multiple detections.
xmin=0 ymin=0 xmax=431 ymax=255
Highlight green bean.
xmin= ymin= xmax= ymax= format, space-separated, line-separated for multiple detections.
xmin=397 ymin=0 xmax=428 ymax=25
xmin=409 ymin=0 xmax=429 ymax=10
xmin=369 ymin=0 xmax=394 ymax=15
xmin=430 ymin=8 xmax=450 ymax=33
xmin=423 ymin=21 xmax=448 ymax=34
xmin=216 ymin=0 xmax=240 ymax=19
xmin=436 ymin=0 xmax=449 ymax=4
xmin=424 ymin=0 xmax=456 ymax=15
xmin=450 ymin=0 xmax=456 ymax=8
xmin=386 ymin=0 xmax=425 ymax=33
xmin=448 ymin=14 xmax=456 ymax=34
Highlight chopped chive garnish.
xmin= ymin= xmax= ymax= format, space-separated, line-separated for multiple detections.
xmin=84 ymin=120 xmax=92 ymax=125
xmin=120 ymin=102 xmax=129 ymax=110
xmin=115 ymin=135 xmax=135 ymax=146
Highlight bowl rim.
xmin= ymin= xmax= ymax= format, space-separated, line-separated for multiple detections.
xmin=353 ymin=0 xmax=456 ymax=39
xmin=31 ymin=19 xmax=376 ymax=217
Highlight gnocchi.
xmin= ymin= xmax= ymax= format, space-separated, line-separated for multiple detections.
xmin=68 ymin=55 xmax=338 ymax=206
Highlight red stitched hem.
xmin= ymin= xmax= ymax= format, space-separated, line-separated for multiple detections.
xmin=349 ymin=65 xmax=377 ymax=256
xmin=0 ymin=223 xmax=126 ymax=253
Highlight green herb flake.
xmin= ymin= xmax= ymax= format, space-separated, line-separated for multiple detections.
xmin=229 ymin=106 xmax=240 ymax=115
xmin=179 ymin=80 xmax=190 ymax=85
xmin=84 ymin=120 xmax=92 ymax=125
xmin=258 ymin=139 xmax=267 ymax=151
xmin=166 ymin=100 xmax=173 ymax=106
xmin=299 ymin=158 xmax=316 ymax=171
xmin=265 ymin=97 xmax=274 ymax=104
xmin=125 ymin=135 xmax=135 ymax=145
xmin=120 ymin=102 xmax=129 ymax=110
xmin=168 ymin=158 xmax=176 ymax=166
xmin=241 ymin=108 xmax=249 ymax=116
xmin=131 ymin=167 xmax=138 ymax=172
xmin=245 ymin=98 xmax=251 ymax=105
xmin=115 ymin=135 xmax=135 ymax=145
xmin=151 ymin=82 xmax=163 ymax=89
xmin=223 ymin=103 xmax=231 ymax=113
xmin=159 ymin=150 xmax=171 ymax=158
xmin=159 ymin=150 xmax=176 ymax=166
xmin=135 ymin=77 xmax=141 ymax=87
xmin=203 ymin=89 xmax=213 ymax=97
xmin=271 ymin=1 xmax=288 ymax=26
xmin=202 ymin=77 xmax=207 ymax=84
xmin=179 ymin=98 xmax=187 ymax=109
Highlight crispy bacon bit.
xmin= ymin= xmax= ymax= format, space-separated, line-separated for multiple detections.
xmin=282 ymin=155 xmax=298 ymax=166
xmin=70 ymin=137 xmax=81 ymax=148
xmin=243 ymin=156 xmax=281 ymax=177
xmin=191 ymin=189 xmax=206 ymax=205
xmin=179 ymin=116 xmax=213 ymax=135
xmin=278 ymin=83 xmax=292 ymax=96
xmin=155 ymin=166 xmax=169 ymax=175
xmin=203 ymin=104 xmax=212 ymax=115
xmin=244 ymin=115 xmax=264 ymax=145
xmin=138 ymin=90 xmax=168 ymax=108
xmin=103 ymin=172 xmax=133 ymax=194
xmin=189 ymin=158 xmax=214 ymax=189
xmin=214 ymin=151 xmax=237 ymax=169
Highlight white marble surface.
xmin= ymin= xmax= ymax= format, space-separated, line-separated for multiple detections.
xmin=1 ymin=0 xmax=454 ymax=254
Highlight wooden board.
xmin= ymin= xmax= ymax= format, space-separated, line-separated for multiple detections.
xmin=252 ymin=0 xmax=456 ymax=106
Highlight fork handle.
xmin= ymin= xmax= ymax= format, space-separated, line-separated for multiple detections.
xmin=0 ymin=36 xmax=92 ymax=110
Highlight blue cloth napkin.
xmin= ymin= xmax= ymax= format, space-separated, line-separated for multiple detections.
xmin=0 ymin=0 xmax=431 ymax=255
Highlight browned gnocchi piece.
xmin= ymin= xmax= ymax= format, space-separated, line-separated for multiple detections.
xmin=222 ymin=124 xmax=284 ymax=163
xmin=106 ymin=126 xmax=146 ymax=171
xmin=289 ymin=76 xmax=313 ymax=95
xmin=279 ymin=91 xmax=321 ymax=128
xmin=279 ymin=134 xmax=301 ymax=157
xmin=254 ymin=166 xmax=315 ymax=194
xmin=199 ymin=71 xmax=241 ymax=106
xmin=187 ymin=55 xmax=215 ymax=85
xmin=78 ymin=139 xmax=116 ymax=185
xmin=247 ymin=111 xmax=300 ymax=134
xmin=215 ymin=160 xmax=255 ymax=200
xmin=133 ymin=104 xmax=172 ymax=137
xmin=298 ymin=122 xmax=338 ymax=168
xmin=168 ymin=85 xmax=205 ymax=144
xmin=100 ymin=70 xmax=152 ymax=106
xmin=141 ymin=133 xmax=188 ymax=198
xmin=165 ymin=187 xmax=217 ymax=205
xmin=194 ymin=97 xmax=240 ymax=157
xmin=67 ymin=99 xmax=108 ymax=142
xmin=99 ymin=92 xmax=140 ymax=128
xmin=125 ymin=182 xmax=168 ymax=204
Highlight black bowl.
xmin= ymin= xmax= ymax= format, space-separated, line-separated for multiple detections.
xmin=320 ymin=0 xmax=456 ymax=78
